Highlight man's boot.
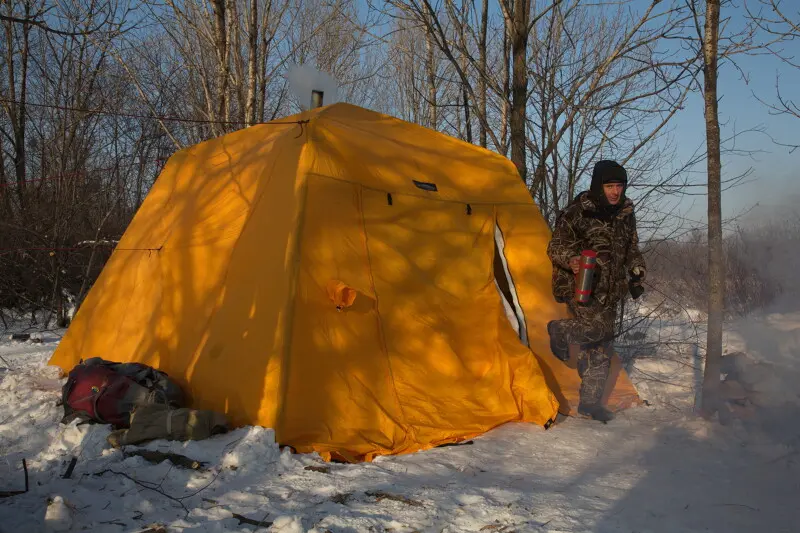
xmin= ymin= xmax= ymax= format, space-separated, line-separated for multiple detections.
xmin=576 ymin=343 xmax=613 ymax=422
xmin=577 ymin=402 xmax=615 ymax=423
xmin=547 ymin=321 xmax=570 ymax=362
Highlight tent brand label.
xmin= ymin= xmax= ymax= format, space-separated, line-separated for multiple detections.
xmin=413 ymin=180 xmax=438 ymax=192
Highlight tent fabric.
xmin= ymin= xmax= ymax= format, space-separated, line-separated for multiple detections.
xmin=49 ymin=103 xmax=640 ymax=462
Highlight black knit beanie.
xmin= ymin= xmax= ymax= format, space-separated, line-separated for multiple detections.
xmin=589 ymin=160 xmax=627 ymax=207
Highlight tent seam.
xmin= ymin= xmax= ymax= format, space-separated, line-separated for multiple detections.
xmin=357 ymin=184 xmax=413 ymax=443
xmin=306 ymin=173 xmax=535 ymax=207
xmin=275 ymin=115 xmax=318 ymax=438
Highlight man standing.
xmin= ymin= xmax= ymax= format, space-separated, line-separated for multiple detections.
xmin=546 ymin=160 xmax=646 ymax=422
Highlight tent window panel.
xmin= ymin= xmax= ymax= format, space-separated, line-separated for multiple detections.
xmin=493 ymin=246 xmax=514 ymax=306
xmin=493 ymin=222 xmax=529 ymax=346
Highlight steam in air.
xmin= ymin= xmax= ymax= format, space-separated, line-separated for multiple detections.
xmin=286 ymin=64 xmax=340 ymax=110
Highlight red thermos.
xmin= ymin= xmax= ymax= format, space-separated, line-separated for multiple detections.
xmin=574 ymin=250 xmax=597 ymax=304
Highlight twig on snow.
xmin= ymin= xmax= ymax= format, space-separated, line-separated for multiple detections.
xmin=156 ymin=463 xmax=175 ymax=491
xmin=365 ymin=490 xmax=424 ymax=507
xmin=330 ymin=492 xmax=353 ymax=504
xmin=0 ymin=459 xmax=28 ymax=498
xmin=124 ymin=450 xmax=208 ymax=470
xmin=62 ymin=457 xmax=78 ymax=478
xmin=99 ymin=519 xmax=127 ymax=526
xmin=712 ymin=503 xmax=760 ymax=512
xmin=92 ymin=463 xmax=224 ymax=518
xmin=231 ymin=512 xmax=273 ymax=528
xmin=129 ymin=526 xmax=167 ymax=533
xmin=766 ymin=448 xmax=799 ymax=465
xmin=178 ymin=467 xmax=223 ymax=500
xmin=93 ymin=469 xmax=189 ymax=515
xmin=89 ymin=432 xmax=240 ymax=517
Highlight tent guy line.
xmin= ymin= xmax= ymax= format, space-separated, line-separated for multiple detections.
xmin=0 ymin=98 xmax=312 ymax=127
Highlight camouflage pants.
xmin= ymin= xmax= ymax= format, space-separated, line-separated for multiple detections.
xmin=550 ymin=301 xmax=617 ymax=405
xmin=576 ymin=342 xmax=613 ymax=405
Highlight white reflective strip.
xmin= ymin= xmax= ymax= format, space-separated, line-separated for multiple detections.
xmin=494 ymin=223 xmax=529 ymax=346
xmin=166 ymin=409 xmax=173 ymax=436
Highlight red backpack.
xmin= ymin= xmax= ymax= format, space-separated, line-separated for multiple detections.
xmin=60 ymin=358 xmax=185 ymax=428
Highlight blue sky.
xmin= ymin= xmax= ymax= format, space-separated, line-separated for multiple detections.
xmin=639 ymin=1 xmax=800 ymax=224
xmin=672 ymin=43 xmax=800 ymax=224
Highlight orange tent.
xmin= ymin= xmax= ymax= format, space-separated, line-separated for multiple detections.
xmin=49 ymin=103 xmax=639 ymax=461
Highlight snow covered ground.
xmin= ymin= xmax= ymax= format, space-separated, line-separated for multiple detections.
xmin=1 ymin=311 xmax=799 ymax=532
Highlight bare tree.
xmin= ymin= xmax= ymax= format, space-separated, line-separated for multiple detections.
xmin=381 ymin=0 xmax=566 ymax=182
xmin=0 ymin=0 xmax=144 ymax=324
xmin=748 ymin=0 xmax=800 ymax=45
xmin=694 ymin=0 xmax=724 ymax=417
xmin=0 ymin=0 xmax=115 ymax=36
xmin=478 ymin=0 xmax=489 ymax=148
xmin=665 ymin=0 xmax=765 ymax=418
xmin=379 ymin=0 xmax=703 ymax=223
xmin=525 ymin=1 xmax=699 ymax=224
xmin=2 ymin=0 xmax=37 ymax=198
xmin=423 ymin=2 xmax=438 ymax=128
xmin=747 ymin=0 xmax=800 ymax=150
xmin=507 ymin=0 xmax=532 ymax=182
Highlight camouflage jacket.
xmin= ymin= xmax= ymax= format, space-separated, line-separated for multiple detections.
xmin=547 ymin=192 xmax=646 ymax=307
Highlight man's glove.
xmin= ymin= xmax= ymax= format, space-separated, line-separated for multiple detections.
xmin=629 ymin=266 xmax=645 ymax=299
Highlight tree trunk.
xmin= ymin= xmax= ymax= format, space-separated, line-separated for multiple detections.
xmin=424 ymin=4 xmax=437 ymax=128
xmin=246 ymin=0 xmax=259 ymax=126
xmin=478 ymin=0 xmax=488 ymax=148
xmin=225 ymin=0 xmax=236 ymax=125
xmin=501 ymin=22 xmax=510 ymax=156
xmin=460 ymin=1 xmax=472 ymax=144
xmin=258 ymin=0 xmax=276 ymax=122
xmin=3 ymin=4 xmax=30 ymax=208
xmin=700 ymin=0 xmax=723 ymax=417
xmin=0 ymin=134 xmax=9 ymax=215
xmin=510 ymin=0 xmax=529 ymax=183
xmin=227 ymin=0 xmax=244 ymax=123
xmin=463 ymin=86 xmax=472 ymax=143
xmin=16 ymin=8 xmax=29 ymax=193
xmin=211 ymin=0 xmax=229 ymax=134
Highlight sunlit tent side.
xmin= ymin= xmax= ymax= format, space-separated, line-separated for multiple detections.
xmin=48 ymin=103 xmax=640 ymax=462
